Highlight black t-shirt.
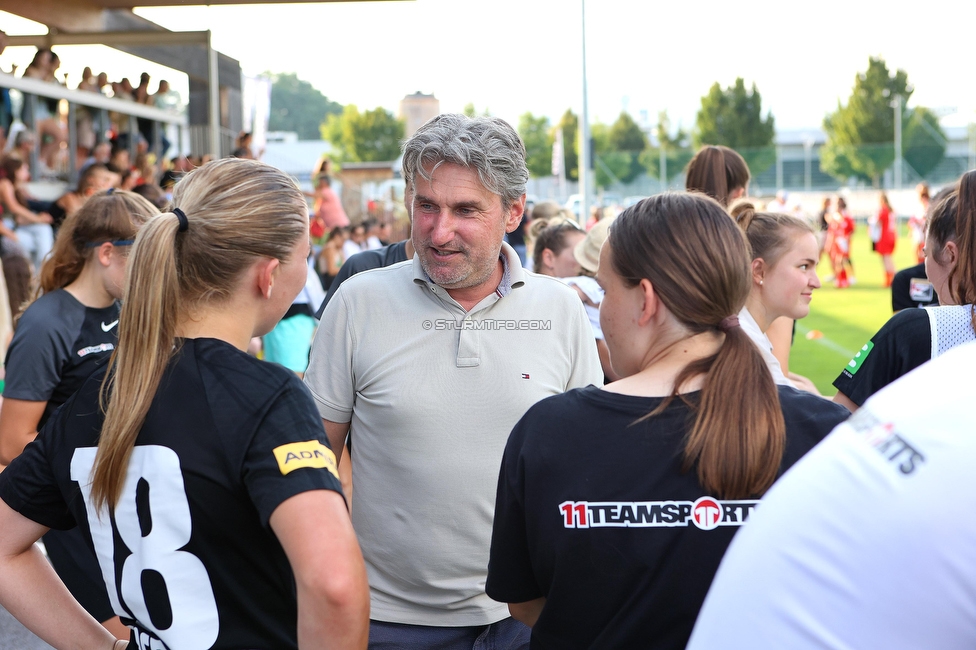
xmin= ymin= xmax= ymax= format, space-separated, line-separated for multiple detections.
xmin=507 ymin=214 xmax=527 ymax=247
xmin=832 ymin=309 xmax=932 ymax=407
xmin=314 ymin=240 xmax=409 ymax=318
xmin=891 ymin=263 xmax=939 ymax=311
xmin=3 ymin=289 xmax=120 ymax=428
xmin=0 ymin=338 xmax=344 ymax=650
xmin=486 ymin=385 xmax=848 ymax=649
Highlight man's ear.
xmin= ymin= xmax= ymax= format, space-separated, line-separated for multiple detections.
xmin=255 ymin=257 xmax=281 ymax=300
xmin=505 ymin=194 xmax=527 ymax=233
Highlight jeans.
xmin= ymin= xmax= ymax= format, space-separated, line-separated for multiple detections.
xmin=16 ymin=222 xmax=53 ymax=270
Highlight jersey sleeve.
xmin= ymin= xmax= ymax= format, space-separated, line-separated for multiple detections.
xmin=832 ymin=309 xmax=932 ymax=407
xmin=304 ymin=288 xmax=356 ymax=423
xmin=0 ymin=414 xmax=75 ymax=530
xmin=241 ymin=377 xmax=344 ymax=527
xmin=486 ymin=412 xmax=544 ymax=604
xmin=3 ymin=300 xmax=77 ymax=402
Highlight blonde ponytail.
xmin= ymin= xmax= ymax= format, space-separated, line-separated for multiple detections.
xmin=91 ymin=158 xmax=308 ymax=510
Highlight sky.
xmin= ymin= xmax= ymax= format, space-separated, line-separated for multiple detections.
xmin=2 ymin=0 xmax=976 ymax=136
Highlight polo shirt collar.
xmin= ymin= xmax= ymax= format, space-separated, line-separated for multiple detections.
xmin=412 ymin=241 xmax=526 ymax=296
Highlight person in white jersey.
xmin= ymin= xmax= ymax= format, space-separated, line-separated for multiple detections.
xmin=688 ymin=339 xmax=976 ymax=650
xmin=303 ymin=113 xmax=602 ymax=650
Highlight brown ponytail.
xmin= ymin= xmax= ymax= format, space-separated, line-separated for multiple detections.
xmin=610 ymin=193 xmax=785 ymax=498
xmin=952 ymin=170 xmax=976 ymax=329
xmin=91 ymin=159 xmax=308 ymax=510
xmin=685 ymin=145 xmax=750 ymax=208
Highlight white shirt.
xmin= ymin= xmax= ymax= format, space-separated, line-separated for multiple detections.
xmin=738 ymin=307 xmax=794 ymax=387
xmin=688 ymin=341 xmax=976 ymax=650
xmin=563 ymin=276 xmax=604 ymax=339
xmin=341 ymin=239 xmax=364 ymax=261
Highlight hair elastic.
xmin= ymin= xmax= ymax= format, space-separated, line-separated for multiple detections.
xmin=173 ymin=207 xmax=189 ymax=233
xmin=106 ymin=187 xmax=115 ymax=195
xmin=718 ymin=315 xmax=740 ymax=332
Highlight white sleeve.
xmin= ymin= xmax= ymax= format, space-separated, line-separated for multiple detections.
xmin=567 ymin=299 xmax=604 ymax=389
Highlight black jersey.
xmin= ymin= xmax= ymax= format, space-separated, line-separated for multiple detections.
xmin=0 ymin=338 xmax=344 ymax=650
xmin=4 ymin=289 xmax=120 ymax=427
xmin=486 ymin=385 xmax=849 ymax=650
xmin=832 ymin=309 xmax=932 ymax=407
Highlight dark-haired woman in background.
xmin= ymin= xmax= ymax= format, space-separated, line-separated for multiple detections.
xmin=486 ymin=192 xmax=848 ymax=649
xmin=834 ymin=172 xmax=976 ymax=411
xmin=685 ymin=145 xmax=750 ymax=208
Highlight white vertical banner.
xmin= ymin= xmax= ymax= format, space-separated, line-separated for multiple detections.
xmin=552 ymin=127 xmax=566 ymax=200
xmin=242 ymin=74 xmax=273 ymax=152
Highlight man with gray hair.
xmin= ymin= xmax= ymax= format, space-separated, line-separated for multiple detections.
xmin=304 ymin=114 xmax=602 ymax=649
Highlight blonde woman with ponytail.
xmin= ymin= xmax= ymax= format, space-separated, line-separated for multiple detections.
xmin=486 ymin=193 xmax=848 ymax=649
xmin=0 ymin=188 xmax=157 ymax=640
xmin=0 ymin=158 xmax=369 ymax=650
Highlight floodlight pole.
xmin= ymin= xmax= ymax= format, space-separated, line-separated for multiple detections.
xmin=578 ymin=0 xmax=590 ymax=226
xmin=891 ymin=95 xmax=903 ymax=189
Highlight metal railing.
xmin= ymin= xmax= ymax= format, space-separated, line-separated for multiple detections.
xmin=0 ymin=72 xmax=187 ymax=183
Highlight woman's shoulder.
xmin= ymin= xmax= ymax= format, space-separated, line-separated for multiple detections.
xmin=877 ymin=307 xmax=931 ymax=339
xmin=777 ymin=387 xmax=850 ymax=460
xmin=511 ymin=385 xmax=687 ymax=450
xmin=17 ymin=290 xmax=83 ymax=327
xmin=186 ymin=337 xmax=307 ymax=399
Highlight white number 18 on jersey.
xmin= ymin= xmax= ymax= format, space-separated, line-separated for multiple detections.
xmin=71 ymin=446 xmax=219 ymax=650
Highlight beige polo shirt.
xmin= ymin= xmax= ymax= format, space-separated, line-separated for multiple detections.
xmin=304 ymin=243 xmax=603 ymax=627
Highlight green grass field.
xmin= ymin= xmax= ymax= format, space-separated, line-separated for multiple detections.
xmin=790 ymin=225 xmax=919 ymax=395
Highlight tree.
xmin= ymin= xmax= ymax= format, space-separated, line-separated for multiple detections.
xmin=556 ymin=109 xmax=579 ymax=181
xmin=591 ymin=112 xmax=647 ymax=187
xmin=518 ymin=112 xmax=554 ymax=178
xmin=694 ymin=78 xmax=776 ymax=175
xmin=462 ymin=103 xmax=491 ymax=117
xmin=591 ymin=122 xmax=632 ymax=189
xmin=821 ymin=57 xmax=911 ymax=185
xmin=268 ymin=72 xmax=343 ymax=140
xmin=641 ymin=111 xmax=693 ymax=183
xmin=903 ymin=107 xmax=947 ymax=179
xmin=322 ymin=105 xmax=405 ymax=163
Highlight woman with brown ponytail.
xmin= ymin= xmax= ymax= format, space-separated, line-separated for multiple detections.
xmin=486 ymin=192 xmax=848 ymax=649
xmin=684 ymin=145 xmax=751 ymax=208
xmin=0 ymin=158 xmax=368 ymax=650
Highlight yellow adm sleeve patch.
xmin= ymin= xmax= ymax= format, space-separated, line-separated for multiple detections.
xmin=273 ymin=441 xmax=339 ymax=479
